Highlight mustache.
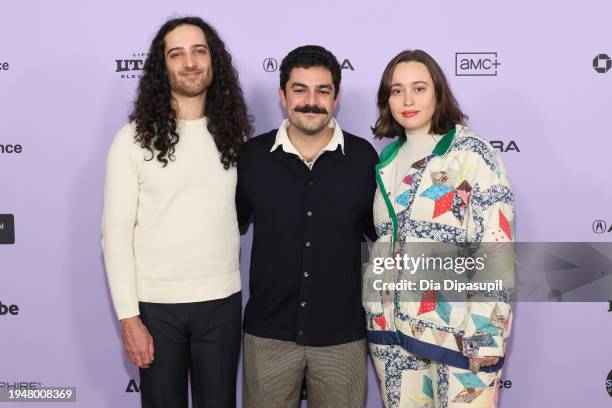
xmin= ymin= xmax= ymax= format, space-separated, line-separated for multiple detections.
xmin=294 ymin=104 xmax=328 ymax=114
xmin=180 ymin=67 xmax=203 ymax=74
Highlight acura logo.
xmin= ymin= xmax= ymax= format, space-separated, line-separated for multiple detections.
xmin=593 ymin=220 xmax=607 ymax=234
xmin=263 ymin=58 xmax=278 ymax=72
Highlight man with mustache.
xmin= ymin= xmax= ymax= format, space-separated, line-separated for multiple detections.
xmin=102 ymin=17 xmax=251 ymax=408
xmin=236 ymin=45 xmax=379 ymax=407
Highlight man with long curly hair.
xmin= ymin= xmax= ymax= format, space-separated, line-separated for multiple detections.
xmin=102 ymin=16 xmax=251 ymax=408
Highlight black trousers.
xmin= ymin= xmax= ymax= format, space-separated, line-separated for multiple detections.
xmin=138 ymin=291 xmax=242 ymax=408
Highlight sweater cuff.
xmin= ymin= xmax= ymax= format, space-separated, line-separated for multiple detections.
xmin=115 ymin=302 xmax=140 ymax=321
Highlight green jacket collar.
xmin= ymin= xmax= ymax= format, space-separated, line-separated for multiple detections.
xmin=378 ymin=125 xmax=458 ymax=167
xmin=432 ymin=126 xmax=457 ymax=156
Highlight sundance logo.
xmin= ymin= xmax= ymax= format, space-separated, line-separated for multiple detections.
xmin=0 ymin=143 xmax=23 ymax=154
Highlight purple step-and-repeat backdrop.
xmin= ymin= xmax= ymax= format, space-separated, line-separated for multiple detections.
xmin=1 ymin=0 xmax=612 ymax=406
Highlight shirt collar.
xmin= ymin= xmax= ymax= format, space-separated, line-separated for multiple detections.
xmin=270 ymin=117 xmax=345 ymax=156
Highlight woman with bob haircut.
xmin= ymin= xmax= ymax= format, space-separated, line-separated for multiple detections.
xmin=364 ymin=49 xmax=515 ymax=407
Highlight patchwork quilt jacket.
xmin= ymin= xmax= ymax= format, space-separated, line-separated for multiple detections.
xmin=364 ymin=124 xmax=515 ymax=372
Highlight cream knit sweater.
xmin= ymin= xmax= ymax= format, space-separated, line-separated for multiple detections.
xmin=102 ymin=118 xmax=241 ymax=320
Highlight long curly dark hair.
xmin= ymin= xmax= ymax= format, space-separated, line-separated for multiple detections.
xmin=130 ymin=16 xmax=252 ymax=168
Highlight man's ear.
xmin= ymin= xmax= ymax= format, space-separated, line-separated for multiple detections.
xmin=279 ymin=87 xmax=287 ymax=109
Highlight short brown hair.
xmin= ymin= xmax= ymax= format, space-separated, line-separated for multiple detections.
xmin=372 ymin=49 xmax=467 ymax=139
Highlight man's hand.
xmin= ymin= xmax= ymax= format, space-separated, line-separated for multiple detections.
xmin=468 ymin=357 xmax=500 ymax=373
xmin=120 ymin=316 xmax=154 ymax=369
